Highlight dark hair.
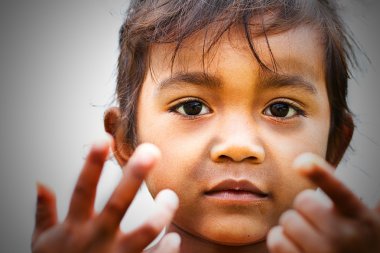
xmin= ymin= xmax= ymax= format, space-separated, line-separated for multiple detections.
xmin=116 ymin=0 xmax=356 ymax=163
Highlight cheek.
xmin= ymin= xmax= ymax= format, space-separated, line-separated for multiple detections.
xmin=140 ymin=124 xmax=209 ymax=198
xmin=262 ymin=118 xmax=329 ymax=198
xmin=264 ymin=115 xmax=330 ymax=161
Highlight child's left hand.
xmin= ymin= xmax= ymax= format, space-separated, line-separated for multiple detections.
xmin=267 ymin=153 xmax=380 ymax=253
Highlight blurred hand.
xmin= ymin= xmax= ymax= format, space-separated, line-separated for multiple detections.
xmin=267 ymin=153 xmax=380 ymax=253
xmin=31 ymin=137 xmax=180 ymax=253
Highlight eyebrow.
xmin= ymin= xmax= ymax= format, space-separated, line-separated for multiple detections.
xmin=157 ymin=72 xmax=222 ymax=90
xmin=257 ymin=71 xmax=318 ymax=95
xmin=157 ymin=70 xmax=317 ymax=95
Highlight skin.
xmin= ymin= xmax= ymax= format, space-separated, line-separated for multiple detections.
xmin=136 ymin=25 xmax=330 ymax=251
xmin=32 ymin=25 xmax=380 ymax=253
xmin=32 ymin=141 xmax=181 ymax=253
xmin=267 ymin=153 xmax=380 ymax=253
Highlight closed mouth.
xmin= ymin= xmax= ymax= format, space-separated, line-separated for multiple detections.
xmin=204 ymin=179 xmax=269 ymax=202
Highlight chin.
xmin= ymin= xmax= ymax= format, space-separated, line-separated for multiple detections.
xmin=197 ymin=217 xmax=270 ymax=246
xmin=205 ymin=230 xmax=267 ymax=246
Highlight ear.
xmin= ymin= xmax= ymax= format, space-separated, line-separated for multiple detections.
xmin=104 ymin=107 xmax=134 ymax=167
xmin=328 ymin=111 xmax=354 ymax=167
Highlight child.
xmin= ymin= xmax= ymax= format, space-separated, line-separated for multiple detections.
xmin=32 ymin=0 xmax=380 ymax=252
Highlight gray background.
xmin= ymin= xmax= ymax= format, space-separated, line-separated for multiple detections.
xmin=0 ymin=0 xmax=379 ymax=252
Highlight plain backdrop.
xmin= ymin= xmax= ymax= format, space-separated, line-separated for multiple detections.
xmin=0 ymin=0 xmax=379 ymax=252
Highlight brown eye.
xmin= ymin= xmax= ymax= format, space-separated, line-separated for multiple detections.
xmin=270 ymin=103 xmax=290 ymax=117
xmin=175 ymin=100 xmax=210 ymax=116
xmin=263 ymin=102 xmax=299 ymax=118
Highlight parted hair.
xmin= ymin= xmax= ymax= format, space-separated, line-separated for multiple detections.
xmin=115 ymin=0 xmax=357 ymax=163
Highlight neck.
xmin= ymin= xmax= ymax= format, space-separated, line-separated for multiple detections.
xmin=163 ymin=223 xmax=268 ymax=253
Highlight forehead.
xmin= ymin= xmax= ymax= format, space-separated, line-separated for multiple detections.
xmin=148 ymin=24 xmax=325 ymax=84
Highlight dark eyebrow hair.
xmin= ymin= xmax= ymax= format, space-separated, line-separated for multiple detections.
xmin=157 ymin=70 xmax=317 ymax=95
xmin=157 ymin=72 xmax=222 ymax=90
xmin=258 ymin=70 xmax=318 ymax=95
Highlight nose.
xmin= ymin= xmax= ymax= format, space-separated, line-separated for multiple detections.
xmin=210 ymin=119 xmax=265 ymax=163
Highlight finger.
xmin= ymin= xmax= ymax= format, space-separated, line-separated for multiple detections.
xmin=376 ymin=201 xmax=380 ymax=213
xmin=293 ymin=189 xmax=337 ymax=233
xmin=279 ymin=209 xmax=332 ymax=253
xmin=267 ymin=226 xmax=302 ymax=253
xmin=294 ymin=190 xmax=367 ymax=251
xmin=95 ymin=143 xmax=161 ymax=233
xmin=153 ymin=233 xmax=181 ymax=253
xmin=66 ymin=135 xmax=112 ymax=221
xmin=117 ymin=189 xmax=179 ymax=252
xmin=33 ymin=183 xmax=58 ymax=240
xmin=293 ymin=153 xmax=365 ymax=217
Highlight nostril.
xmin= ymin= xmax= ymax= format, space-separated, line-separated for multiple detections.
xmin=210 ymin=142 xmax=265 ymax=163
xmin=217 ymin=154 xmax=258 ymax=163
xmin=218 ymin=155 xmax=230 ymax=162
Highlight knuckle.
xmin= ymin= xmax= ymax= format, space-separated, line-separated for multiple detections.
xmin=93 ymin=219 xmax=115 ymax=239
xmin=129 ymin=164 xmax=147 ymax=181
xmin=73 ymin=183 xmax=90 ymax=199
xmin=105 ymin=199 xmax=124 ymax=218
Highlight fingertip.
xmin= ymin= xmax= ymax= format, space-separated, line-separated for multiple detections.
xmin=278 ymin=209 xmax=296 ymax=227
xmin=266 ymin=226 xmax=283 ymax=249
xmin=36 ymin=182 xmax=55 ymax=199
xmin=89 ymin=133 xmax=113 ymax=165
xmin=92 ymin=133 xmax=113 ymax=152
xmin=293 ymin=189 xmax=333 ymax=212
xmin=35 ymin=182 xmax=58 ymax=229
xmin=292 ymin=153 xmax=324 ymax=175
xmin=155 ymin=189 xmax=179 ymax=211
xmin=158 ymin=233 xmax=181 ymax=252
xmin=131 ymin=143 xmax=161 ymax=168
xmin=165 ymin=232 xmax=181 ymax=247
xmin=136 ymin=143 xmax=161 ymax=159
xmin=36 ymin=181 xmax=45 ymax=193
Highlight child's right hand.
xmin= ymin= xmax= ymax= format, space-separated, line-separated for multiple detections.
xmin=31 ymin=137 xmax=180 ymax=253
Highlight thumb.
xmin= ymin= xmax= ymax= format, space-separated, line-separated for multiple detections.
xmin=33 ymin=183 xmax=58 ymax=237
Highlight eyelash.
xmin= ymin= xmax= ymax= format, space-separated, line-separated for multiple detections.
xmin=169 ymin=98 xmax=211 ymax=119
xmin=262 ymin=99 xmax=306 ymax=120
xmin=169 ymin=98 xmax=306 ymax=120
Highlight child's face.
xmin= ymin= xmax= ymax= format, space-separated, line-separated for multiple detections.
xmin=136 ymin=25 xmax=330 ymax=245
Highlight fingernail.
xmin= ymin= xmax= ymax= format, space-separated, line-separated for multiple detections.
xmin=166 ymin=233 xmax=181 ymax=247
xmin=93 ymin=133 xmax=113 ymax=151
xmin=155 ymin=189 xmax=179 ymax=211
xmin=133 ymin=143 xmax=161 ymax=166
xmin=293 ymin=153 xmax=319 ymax=172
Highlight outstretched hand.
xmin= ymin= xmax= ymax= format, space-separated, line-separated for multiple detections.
xmin=267 ymin=153 xmax=380 ymax=253
xmin=31 ymin=137 xmax=180 ymax=253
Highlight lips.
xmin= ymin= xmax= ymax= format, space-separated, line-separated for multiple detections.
xmin=204 ymin=179 xmax=269 ymax=202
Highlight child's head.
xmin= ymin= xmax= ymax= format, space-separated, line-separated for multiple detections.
xmin=105 ymin=0 xmax=356 ymax=247
xmin=112 ymin=0 xmax=354 ymax=164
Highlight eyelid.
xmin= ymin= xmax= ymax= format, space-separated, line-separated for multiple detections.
xmin=168 ymin=97 xmax=212 ymax=118
xmin=168 ymin=97 xmax=209 ymax=108
xmin=264 ymin=98 xmax=304 ymax=110
xmin=263 ymin=98 xmax=306 ymax=119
